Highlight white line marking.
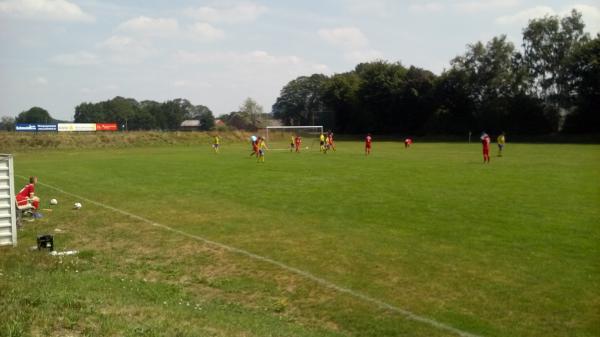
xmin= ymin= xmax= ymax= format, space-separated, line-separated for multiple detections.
xmin=24 ymin=176 xmax=483 ymax=337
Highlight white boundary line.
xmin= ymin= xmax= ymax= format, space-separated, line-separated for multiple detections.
xmin=22 ymin=176 xmax=483 ymax=337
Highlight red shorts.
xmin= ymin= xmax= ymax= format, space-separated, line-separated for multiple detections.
xmin=366 ymin=144 xmax=371 ymax=149
xmin=483 ymin=148 xmax=489 ymax=155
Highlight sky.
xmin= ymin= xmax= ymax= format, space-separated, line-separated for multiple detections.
xmin=1 ymin=0 xmax=599 ymax=120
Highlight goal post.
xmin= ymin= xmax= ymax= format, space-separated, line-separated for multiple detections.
xmin=265 ymin=126 xmax=324 ymax=150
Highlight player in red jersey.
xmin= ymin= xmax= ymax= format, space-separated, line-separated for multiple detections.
xmin=249 ymin=135 xmax=259 ymax=157
xmin=16 ymin=176 xmax=40 ymax=210
xmin=294 ymin=135 xmax=302 ymax=152
xmin=481 ymin=132 xmax=491 ymax=163
xmin=327 ymin=131 xmax=336 ymax=152
xmin=365 ymin=133 xmax=372 ymax=155
xmin=404 ymin=138 xmax=413 ymax=148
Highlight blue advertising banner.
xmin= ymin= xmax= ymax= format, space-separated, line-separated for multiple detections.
xmin=15 ymin=123 xmax=37 ymax=132
xmin=36 ymin=124 xmax=58 ymax=132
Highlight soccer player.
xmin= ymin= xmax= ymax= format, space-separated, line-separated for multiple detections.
xmin=294 ymin=135 xmax=302 ymax=152
xmin=404 ymin=138 xmax=413 ymax=148
xmin=319 ymin=133 xmax=326 ymax=152
xmin=213 ymin=135 xmax=220 ymax=153
xmin=497 ymin=132 xmax=506 ymax=157
xmin=327 ymin=131 xmax=336 ymax=151
xmin=250 ymin=135 xmax=258 ymax=157
xmin=16 ymin=176 xmax=40 ymax=210
xmin=365 ymin=133 xmax=372 ymax=155
xmin=481 ymin=132 xmax=491 ymax=163
xmin=257 ymin=137 xmax=268 ymax=163
xmin=290 ymin=135 xmax=295 ymax=152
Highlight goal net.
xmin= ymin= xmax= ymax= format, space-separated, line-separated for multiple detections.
xmin=265 ymin=126 xmax=324 ymax=151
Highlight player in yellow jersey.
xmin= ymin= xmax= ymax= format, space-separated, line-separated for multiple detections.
xmin=497 ymin=132 xmax=506 ymax=157
xmin=319 ymin=133 xmax=326 ymax=152
xmin=257 ymin=137 xmax=268 ymax=163
xmin=212 ymin=135 xmax=220 ymax=153
xmin=290 ymin=135 xmax=295 ymax=152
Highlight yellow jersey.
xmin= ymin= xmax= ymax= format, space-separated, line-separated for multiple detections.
xmin=497 ymin=135 xmax=505 ymax=145
xmin=320 ymin=134 xmax=325 ymax=142
xmin=214 ymin=136 xmax=220 ymax=145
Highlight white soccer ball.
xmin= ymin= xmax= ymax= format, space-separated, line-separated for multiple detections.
xmin=50 ymin=198 xmax=58 ymax=205
xmin=73 ymin=202 xmax=82 ymax=210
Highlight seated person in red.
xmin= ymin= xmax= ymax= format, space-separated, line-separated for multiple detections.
xmin=16 ymin=176 xmax=40 ymax=210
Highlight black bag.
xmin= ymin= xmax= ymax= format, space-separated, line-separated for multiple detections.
xmin=37 ymin=235 xmax=54 ymax=251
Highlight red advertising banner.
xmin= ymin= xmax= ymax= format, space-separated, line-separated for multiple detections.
xmin=96 ymin=123 xmax=118 ymax=131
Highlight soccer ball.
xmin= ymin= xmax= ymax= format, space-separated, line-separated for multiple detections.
xmin=73 ymin=202 xmax=82 ymax=210
xmin=50 ymin=198 xmax=58 ymax=205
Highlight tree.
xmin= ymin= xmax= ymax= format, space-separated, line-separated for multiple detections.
xmin=190 ymin=105 xmax=215 ymax=131
xmin=398 ymin=66 xmax=437 ymax=134
xmin=0 ymin=116 xmax=15 ymax=131
xmin=239 ymin=98 xmax=264 ymax=130
xmin=355 ymin=61 xmax=407 ymax=132
xmin=272 ymin=74 xmax=329 ymax=126
xmin=522 ymin=9 xmax=588 ymax=105
xmin=16 ymin=107 xmax=53 ymax=124
xmin=161 ymin=99 xmax=194 ymax=130
xmin=220 ymin=111 xmax=254 ymax=130
xmin=321 ymin=72 xmax=360 ymax=133
xmin=562 ymin=35 xmax=600 ymax=133
xmin=447 ymin=35 xmax=558 ymax=133
xmin=74 ymin=102 xmax=105 ymax=123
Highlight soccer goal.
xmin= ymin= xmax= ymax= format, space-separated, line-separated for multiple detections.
xmin=265 ymin=126 xmax=324 ymax=151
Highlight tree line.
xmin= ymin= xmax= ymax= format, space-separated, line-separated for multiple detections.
xmin=1 ymin=97 xmax=272 ymax=132
xmin=2 ymin=10 xmax=597 ymax=135
xmin=273 ymin=10 xmax=599 ymax=135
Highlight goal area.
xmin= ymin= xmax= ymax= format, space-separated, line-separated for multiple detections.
xmin=265 ymin=126 xmax=323 ymax=150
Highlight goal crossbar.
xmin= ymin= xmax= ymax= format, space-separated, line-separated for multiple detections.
xmin=265 ymin=125 xmax=323 ymax=149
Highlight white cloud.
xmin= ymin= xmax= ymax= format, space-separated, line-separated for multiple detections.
xmin=117 ymin=16 xmax=179 ymax=37
xmin=172 ymin=80 xmax=189 ymax=87
xmin=455 ymin=0 xmax=520 ymax=13
xmin=410 ymin=2 xmax=444 ymax=12
xmin=495 ymin=4 xmax=600 ymax=34
xmin=0 ymin=0 xmax=94 ymax=22
xmin=97 ymin=35 xmax=157 ymax=64
xmin=185 ymin=3 xmax=267 ymax=24
xmin=344 ymin=49 xmax=383 ymax=63
xmin=51 ymin=51 xmax=99 ymax=66
xmin=33 ymin=76 xmax=48 ymax=85
xmin=173 ymin=50 xmax=306 ymax=67
xmin=313 ymin=64 xmax=330 ymax=73
xmin=495 ymin=6 xmax=554 ymax=25
xmin=318 ymin=27 xmax=369 ymax=49
xmin=187 ymin=22 xmax=225 ymax=41
xmin=345 ymin=0 xmax=391 ymax=17
xmin=172 ymin=80 xmax=212 ymax=88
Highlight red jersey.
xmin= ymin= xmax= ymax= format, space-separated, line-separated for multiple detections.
xmin=482 ymin=136 xmax=490 ymax=148
xmin=365 ymin=136 xmax=372 ymax=147
xmin=17 ymin=183 xmax=34 ymax=200
xmin=295 ymin=137 xmax=301 ymax=145
xmin=405 ymin=138 xmax=412 ymax=144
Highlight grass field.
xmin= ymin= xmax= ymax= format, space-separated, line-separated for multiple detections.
xmin=1 ymin=139 xmax=599 ymax=337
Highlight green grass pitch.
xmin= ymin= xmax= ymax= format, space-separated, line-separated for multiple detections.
xmin=2 ymin=141 xmax=599 ymax=337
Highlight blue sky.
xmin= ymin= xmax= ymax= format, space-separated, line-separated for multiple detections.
xmin=1 ymin=0 xmax=599 ymax=120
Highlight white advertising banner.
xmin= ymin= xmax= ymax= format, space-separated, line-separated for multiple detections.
xmin=58 ymin=123 xmax=97 ymax=132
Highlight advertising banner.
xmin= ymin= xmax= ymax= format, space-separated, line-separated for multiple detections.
xmin=96 ymin=123 xmax=118 ymax=131
xmin=36 ymin=124 xmax=58 ymax=132
xmin=15 ymin=124 xmax=37 ymax=132
xmin=58 ymin=123 xmax=96 ymax=132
